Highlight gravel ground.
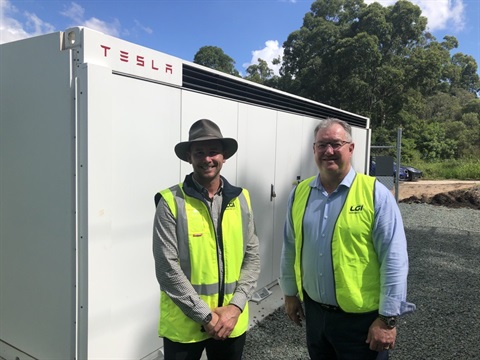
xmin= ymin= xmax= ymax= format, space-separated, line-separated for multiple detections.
xmin=243 ymin=203 xmax=480 ymax=360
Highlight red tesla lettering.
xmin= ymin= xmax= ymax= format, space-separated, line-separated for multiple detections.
xmin=100 ymin=45 xmax=111 ymax=57
xmin=120 ymin=51 xmax=129 ymax=63
xmin=99 ymin=44 xmax=175 ymax=77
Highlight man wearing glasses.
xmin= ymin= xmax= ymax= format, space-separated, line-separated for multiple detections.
xmin=280 ymin=118 xmax=415 ymax=359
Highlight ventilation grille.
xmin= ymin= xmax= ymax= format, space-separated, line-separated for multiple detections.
xmin=182 ymin=64 xmax=368 ymax=128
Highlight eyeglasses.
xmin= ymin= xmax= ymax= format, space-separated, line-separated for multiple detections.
xmin=314 ymin=140 xmax=351 ymax=151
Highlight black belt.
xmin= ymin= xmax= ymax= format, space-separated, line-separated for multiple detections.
xmin=303 ymin=290 xmax=345 ymax=313
xmin=318 ymin=302 xmax=344 ymax=313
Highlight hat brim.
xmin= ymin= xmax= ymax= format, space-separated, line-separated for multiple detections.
xmin=174 ymin=138 xmax=238 ymax=162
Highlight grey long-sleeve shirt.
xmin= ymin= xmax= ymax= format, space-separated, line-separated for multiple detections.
xmin=153 ymin=175 xmax=260 ymax=325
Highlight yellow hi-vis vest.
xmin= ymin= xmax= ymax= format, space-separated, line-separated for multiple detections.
xmin=291 ymin=173 xmax=380 ymax=313
xmin=158 ymin=183 xmax=251 ymax=343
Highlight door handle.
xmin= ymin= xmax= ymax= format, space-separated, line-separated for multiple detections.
xmin=271 ymin=184 xmax=276 ymax=201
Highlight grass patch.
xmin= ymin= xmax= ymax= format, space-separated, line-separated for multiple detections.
xmin=409 ymin=159 xmax=480 ymax=180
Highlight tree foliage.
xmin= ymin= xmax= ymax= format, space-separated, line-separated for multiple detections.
xmin=244 ymin=58 xmax=274 ymax=84
xmin=192 ymin=0 xmax=480 ymax=161
xmin=276 ymin=0 xmax=480 ymax=161
xmin=193 ymin=46 xmax=240 ymax=77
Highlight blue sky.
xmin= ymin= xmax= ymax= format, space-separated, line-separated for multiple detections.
xmin=1 ymin=0 xmax=479 ymax=77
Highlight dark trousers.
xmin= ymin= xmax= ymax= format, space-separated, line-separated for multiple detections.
xmin=303 ymin=291 xmax=389 ymax=360
xmin=163 ymin=333 xmax=246 ymax=360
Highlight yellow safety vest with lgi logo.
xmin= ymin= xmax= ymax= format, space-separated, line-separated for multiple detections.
xmin=158 ymin=183 xmax=251 ymax=343
xmin=291 ymin=173 xmax=380 ymax=313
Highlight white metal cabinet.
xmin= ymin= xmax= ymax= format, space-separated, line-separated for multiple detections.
xmin=1 ymin=26 xmax=370 ymax=360
xmin=236 ymin=104 xmax=278 ymax=289
xmin=77 ymin=64 xmax=182 ymax=359
xmin=0 ymin=32 xmax=77 ymax=359
xmin=271 ymin=114 xmax=317 ymax=284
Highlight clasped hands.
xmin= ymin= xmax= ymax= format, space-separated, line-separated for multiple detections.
xmin=203 ymin=304 xmax=241 ymax=340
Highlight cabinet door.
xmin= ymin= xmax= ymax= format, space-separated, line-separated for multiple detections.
xmin=272 ymin=113 xmax=311 ymax=282
xmin=0 ymin=32 xmax=76 ymax=360
xmin=236 ymin=104 xmax=277 ymax=288
xmin=83 ymin=64 xmax=181 ymax=359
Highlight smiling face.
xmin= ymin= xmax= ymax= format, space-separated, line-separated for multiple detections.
xmin=313 ymin=123 xmax=354 ymax=181
xmin=187 ymin=140 xmax=225 ymax=187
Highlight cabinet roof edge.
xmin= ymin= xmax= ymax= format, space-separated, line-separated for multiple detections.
xmin=61 ymin=26 xmax=369 ymax=129
xmin=62 ymin=26 xmax=183 ymax=87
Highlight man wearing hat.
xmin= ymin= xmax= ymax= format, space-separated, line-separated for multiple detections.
xmin=153 ymin=119 xmax=260 ymax=360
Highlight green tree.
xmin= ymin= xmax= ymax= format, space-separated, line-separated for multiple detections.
xmin=421 ymin=92 xmax=462 ymax=123
xmin=459 ymin=112 xmax=480 ymax=158
xmin=277 ymin=0 xmax=479 ymax=161
xmin=449 ymin=53 xmax=480 ymax=94
xmin=280 ymin=0 xmax=431 ymax=129
xmin=418 ymin=122 xmax=456 ymax=160
xmin=401 ymin=88 xmax=477 ymax=160
xmin=193 ymin=46 xmax=240 ymax=77
xmin=244 ymin=58 xmax=274 ymax=84
xmin=462 ymin=98 xmax=480 ymax=115
xmin=280 ymin=3 xmax=477 ymax=110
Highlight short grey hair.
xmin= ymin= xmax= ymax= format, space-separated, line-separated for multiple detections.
xmin=314 ymin=118 xmax=352 ymax=142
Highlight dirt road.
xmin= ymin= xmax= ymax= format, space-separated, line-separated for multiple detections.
xmin=397 ymin=180 xmax=479 ymax=200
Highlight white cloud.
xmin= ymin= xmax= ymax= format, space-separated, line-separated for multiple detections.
xmin=61 ymin=2 xmax=121 ymax=37
xmin=0 ymin=0 xmax=54 ymax=44
xmin=83 ymin=17 xmax=121 ymax=37
xmin=0 ymin=0 xmax=130 ymax=44
xmin=60 ymin=2 xmax=85 ymax=23
xmin=25 ymin=12 xmax=55 ymax=35
xmin=244 ymin=40 xmax=284 ymax=76
xmin=134 ymin=19 xmax=153 ymax=35
xmin=363 ymin=0 xmax=466 ymax=32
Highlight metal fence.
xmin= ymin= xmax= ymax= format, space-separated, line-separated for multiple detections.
xmin=370 ymin=128 xmax=402 ymax=202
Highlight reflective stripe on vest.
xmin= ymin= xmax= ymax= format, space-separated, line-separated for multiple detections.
xmin=291 ymin=174 xmax=379 ymax=312
xmin=158 ymin=184 xmax=251 ymax=342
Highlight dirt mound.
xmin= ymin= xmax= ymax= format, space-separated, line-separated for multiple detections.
xmin=400 ymin=186 xmax=480 ymax=210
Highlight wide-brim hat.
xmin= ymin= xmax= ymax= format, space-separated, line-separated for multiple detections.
xmin=174 ymin=119 xmax=238 ymax=162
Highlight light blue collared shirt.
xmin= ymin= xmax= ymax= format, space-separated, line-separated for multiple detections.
xmin=279 ymin=167 xmax=416 ymax=316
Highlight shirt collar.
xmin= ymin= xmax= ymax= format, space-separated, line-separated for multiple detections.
xmin=311 ymin=167 xmax=357 ymax=192
xmin=191 ymin=175 xmax=223 ymax=198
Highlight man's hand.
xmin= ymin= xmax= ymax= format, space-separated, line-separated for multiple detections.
xmin=211 ymin=305 xmax=241 ymax=340
xmin=284 ymin=295 xmax=305 ymax=327
xmin=203 ymin=312 xmax=219 ymax=338
xmin=366 ymin=317 xmax=397 ymax=352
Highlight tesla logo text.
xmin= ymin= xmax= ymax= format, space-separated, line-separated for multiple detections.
xmin=100 ymin=45 xmax=174 ymax=74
